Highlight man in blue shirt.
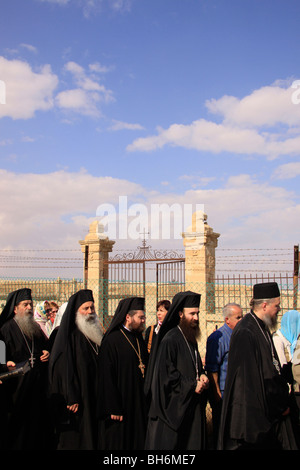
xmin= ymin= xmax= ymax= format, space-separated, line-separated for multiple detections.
xmin=205 ymin=303 xmax=243 ymax=448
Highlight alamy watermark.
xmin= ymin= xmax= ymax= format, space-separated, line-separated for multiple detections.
xmin=0 ymin=340 xmax=6 ymax=365
xmin=291 ymin=80 xmax=300 ymax=104
xmin=0 ymin=80 xmax=6 ymax=105
xmin=96 ymin=197 xmax=205 ymax=240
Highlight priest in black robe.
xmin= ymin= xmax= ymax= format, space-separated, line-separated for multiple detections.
xmin=49 ymin=289 xmax=103 ymax=450
xmin=97 ymin=297 xmax=148 ymax=450
xmin=144 ymin=291 xmax=209 ymax=450
xmin=218 ymin=282 xmax=298 ymax=450
xmin=0 ymin=288 xmax=51 ymax=449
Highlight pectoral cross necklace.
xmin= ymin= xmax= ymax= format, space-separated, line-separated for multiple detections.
xmin=249 ymin=311 xmax=281 ymax=374
xmin=120 ymin=327 xmax=145 ymax=378
xmin=14 ymin=318 xmax=35 ymax=368
xmin=177 ymin=325 xmax=199 ymax=380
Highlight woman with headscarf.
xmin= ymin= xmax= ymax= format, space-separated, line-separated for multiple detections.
xmin=273 ymin=309 xmax=300 ymax=446
xmin=34 ymin=300 xmax=53 ymax=338
xmin=273 ymin=310 xmax=300 ymax=367
xmin=47 ymin=302 xmax=68 ymax=351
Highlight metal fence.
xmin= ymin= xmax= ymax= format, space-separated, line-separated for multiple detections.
xmin=1 ymin=274 xmax=299 ymax=356
xmin=1 ymin=273 xmax=298 ymax=441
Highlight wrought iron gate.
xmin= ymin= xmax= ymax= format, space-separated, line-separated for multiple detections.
xmin=106 ymin=240 xmax=185 ymax=316
xmin=156 ymin=260 xmax=185 ymax=302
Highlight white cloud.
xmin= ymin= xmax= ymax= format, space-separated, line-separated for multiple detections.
xmin=55 ymin=88 xmax=101 ymax=117
xmin=0 ymin=56 xmax=114 ymax=120
xmin=206 ymin=84 xmax=300 ymax=128
xmin=35 ymin=0 xmax=133 ymax=17
xmin=0 ymin=169 xmax=297 ymax=254
xmin=21 ymin=136 xmax=36 ymax=143
xmin=56 ymin=60 xmax=114 ymax=117
xmin=0 ymin=57 xmax=58 ymax=119
xmin=37 ymin=0 xmax=70 ymax=4
xmin=127 ymin=120 xmax=268 ymax=154
xmin=109 ymin=0 xmax=132 ymax=12
xmin=89 ymin=62 xmax=112 ymax=74
xmin=108 ymin=119 xmax=144 ymax=131
xmin=272 ymin=162 xmax=300 ymax=180
xmin=64 ymin=61 xmax=113 ymax=95
xmin=20 ymin=43 xmax=38 ymax=54
xmin=0 ymin=168 xmax=143 ymax=251
xmin=127 ymin=82 xmax=300 ymax=159
xmin=0 ymin=139 xmax=12 ymax=146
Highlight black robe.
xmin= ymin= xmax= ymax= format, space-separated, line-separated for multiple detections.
xmin=218 ymin=311 xmax=298 ymax=450
xmin=0 ymin=341 xmax=9 ymax=450
xmin=145 ymin=326 xmax=207 ymax=450
xmin=98 ymin=327 xmax=149 ymax=450
xmin=0 ymin=319 xmax=51 ymax=449
xmin=49 ymin=328 xmax=99 ymax=450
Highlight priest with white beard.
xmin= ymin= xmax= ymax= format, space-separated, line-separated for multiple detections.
xmin=0 ymin=288 xmax=51 ymax=449
xmin=49 ymin=289 xmax=103 ymax=450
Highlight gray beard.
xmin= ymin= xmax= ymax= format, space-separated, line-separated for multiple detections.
xmin=75 ymin=311 xmax=103 ymax=346
xmin=15 ymin=313 xmax=42 ymax=339
xmin=262 ymin=313 xmax=278 ymax=330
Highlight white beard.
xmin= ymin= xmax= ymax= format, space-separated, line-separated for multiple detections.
xmin=75 ymin=311 xmax=103 ymax=346
xmin=15 ymin=313 xmax=42 ymax=338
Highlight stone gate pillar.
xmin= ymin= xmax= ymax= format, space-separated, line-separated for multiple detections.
xmin=182 ymin=211 xmax=220 ymax=352
xmin=79 ymin=221 xmax=115 ymax=323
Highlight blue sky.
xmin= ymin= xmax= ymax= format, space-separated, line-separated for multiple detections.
xmin=0 ymin=0 xmax=299 ymax=277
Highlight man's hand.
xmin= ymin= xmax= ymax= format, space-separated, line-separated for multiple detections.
xmin=111 ymin=415 xmax=123 ymax=421
xmin=67 ymin=403 xmax=79 ymax=413
xmin=195 ymin=374 xmax=209 ymax=394
xmin=7 ymin=361 xmax=16 ymax=370
xmin=0 ymin=361 xmax=16 ymax=384
xmin=40 ymin=350 xmax=50 ymax=362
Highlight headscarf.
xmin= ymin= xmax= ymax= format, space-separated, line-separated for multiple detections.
xmin=103 ymin=297 xmax=145 ymax=338
xmin=279 ymin=310 xmax=300 ymax=358
xmin=51 ymin=302 xmax=68 ymax=332
xmin=144 ymin=290 xmax=201 ymax=396
xmin=34 ymin=301 xmax=52 ymax=338
xmin=0 ymin=288 xmax=32 ymax=328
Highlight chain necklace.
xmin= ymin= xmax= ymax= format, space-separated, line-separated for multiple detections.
xmin=14 ymin=318 xmax=35 ymax=368
xmin=249 ymin=311 xmax=281 ymax=374
xmin=177 ymin=325 xmax=199 ymax=380
xmin=84 ymin=335 xmax=99 ymax=355
xmin=120 ymin=327 xmax=145 ymax=378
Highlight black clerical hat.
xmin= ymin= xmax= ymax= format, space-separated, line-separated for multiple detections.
xmin=104 ymin=296 xmax=145 ymax=337
xmin=129 ymin=297 xmax=145 ymax=311
xmin=181 ymin=292 xmax=201 ymax=309
xmin=71 ymin=289 xmax=94 ymax=313
xmin=0 ymin=288 xmax=32 ymax=328
xmin=253 ymin=282 xmax=280 ymax=299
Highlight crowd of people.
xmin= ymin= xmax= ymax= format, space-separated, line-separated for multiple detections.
xmin=0 ymin=282 xmax=299 ymax=451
